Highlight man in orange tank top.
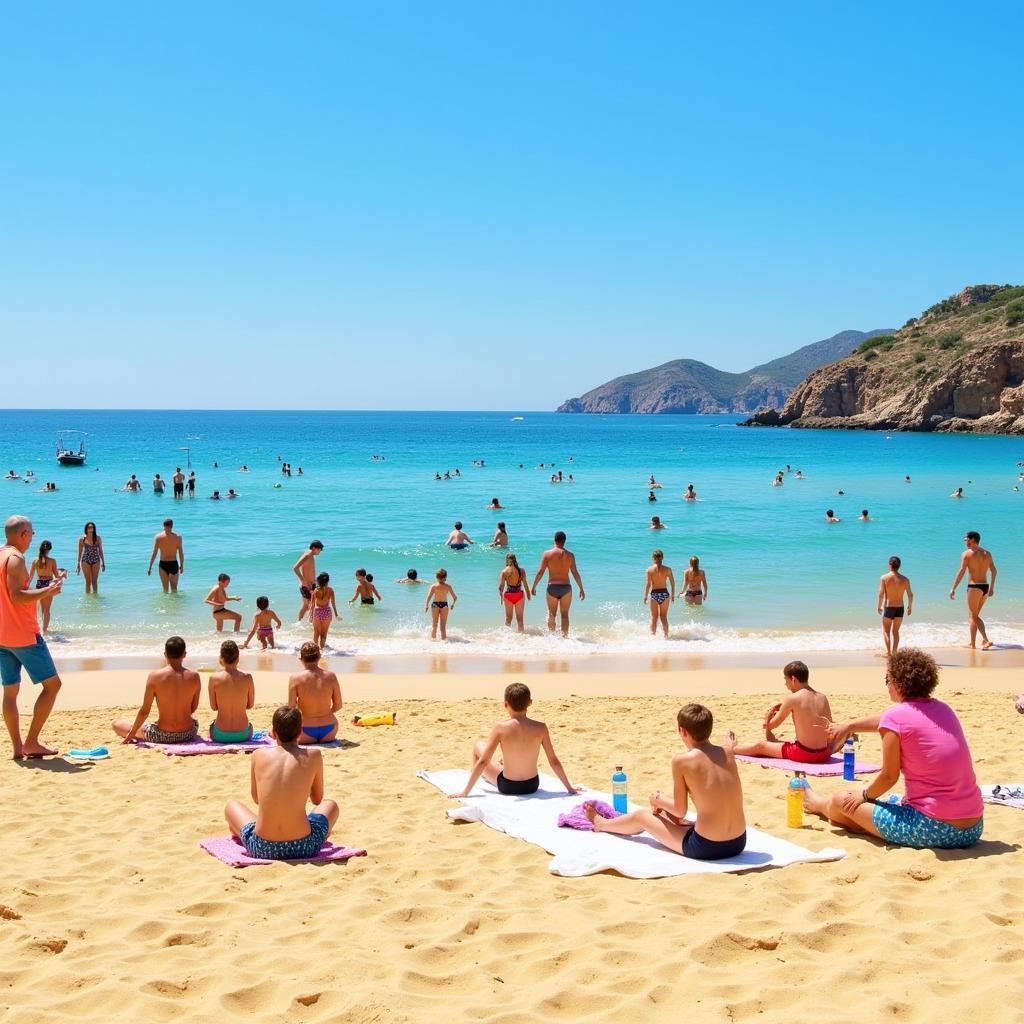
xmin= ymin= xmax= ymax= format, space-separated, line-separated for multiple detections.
xmin=1 ymin=515 xmax=64 ymax=758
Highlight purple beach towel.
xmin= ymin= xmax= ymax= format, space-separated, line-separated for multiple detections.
xmin=135 ymin=734 xmax=275 ymax=756
xmin=735 ymin=754 xmax=880 ymax=776
xmin=558 ymin=799 xmax=622 ymax=831
xmin=199 ymin=835 xmax=367 ymax=868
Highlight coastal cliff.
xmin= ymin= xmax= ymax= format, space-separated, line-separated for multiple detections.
xmin=744 ymin=285 xmax=1024 ymax=434
xmin=557 ymin=330 xmax=891 ymax=415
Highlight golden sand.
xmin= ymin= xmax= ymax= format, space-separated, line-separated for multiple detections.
xmin=1 ymin=666 xmax=1022 ymax=1023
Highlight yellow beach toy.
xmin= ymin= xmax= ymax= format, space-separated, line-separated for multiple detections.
xmin=352 ymin=711 xmax=397 ymax=727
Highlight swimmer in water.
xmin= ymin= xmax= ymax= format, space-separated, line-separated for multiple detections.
xmin=499 ymin=553 xmax=530 ymax=633
xmin=860 ymin=509 xmax=871 ymax=521
xmin=825 ymin=509 xmax=841 ymax=523
xmin=425 ymin=568 xmax=457 ymax=641
xmin=310 ymin=572 xmax=339 ymax=648
xmin=649 ymin=475 xmax=662 ymax=489
xmin=491 ymin=522 xmax=509 ymax=548
xmin=684 ymin=483 xmax=698 ymax=502
xmin=950 ymin=487 xmax=964 ymax=498
xmin=487 ymin=497 xmax=503 ymax=510
xmin=650 ymin=516 xmax=666 ymax=530
xmin=648 ymin=490 xmax=657 ymax=502
xmin=446 ymin=522 xmax=474 ymax=549
xmin=396 ymin=568 xmax=426 ymax=584
xmin=683 ymin=556 xmax=707 ymax=607
xmin=644 ymin=549 xmax=675 ymax=638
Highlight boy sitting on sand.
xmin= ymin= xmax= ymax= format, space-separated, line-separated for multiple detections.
xmin=449 ymin=682 xmax=581 ymax=798
xmin=586 ymin=703 xmax=747 ymax=860
xmin=288 ymin=641 xmax=342 ymax=744
xmin=729 ymin=660 xmax=836 ymax=764
xmin=208 ymin=640 xmax=255 ymax=743
xmin=113 ymin=635 xmax=201 ymax=744
xmin=224 ymin=705 xmax=340 ymax=861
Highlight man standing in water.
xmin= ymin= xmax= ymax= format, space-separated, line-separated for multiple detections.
xmin=950 ymin=531 xmax=997 ymax=649
xmin=172 ymin=467 xmax=185 ymax=499
xmin=293 ymin=540 xmax=324 ymax=621
xmin=877 ymin=555 xmax=913 ymax=656
xmin=147 ymin=519 xmax=185 ymax=593
xmin=531 ymin=531 xmax=585 ymax=637
xmin=1 ymin=515 xmax=64 ymax=758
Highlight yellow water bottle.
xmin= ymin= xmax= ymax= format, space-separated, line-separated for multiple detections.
xmin=786 ymin=776 xmax=805 ymax=828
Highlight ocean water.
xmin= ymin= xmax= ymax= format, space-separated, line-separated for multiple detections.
xmin=2 ymin=409 xmax=1021 ymax=662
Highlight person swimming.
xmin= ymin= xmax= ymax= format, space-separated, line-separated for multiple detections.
xmin=446 ymin=522 xmax=474 ymax=549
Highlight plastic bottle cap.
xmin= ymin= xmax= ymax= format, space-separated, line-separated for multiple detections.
xmin=615 ymin=765 xmax=623 ymax=771
xmin=789 ymin=777 xmax=804 ymax=789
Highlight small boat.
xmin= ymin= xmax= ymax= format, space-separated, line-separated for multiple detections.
xmin=56 ymin=430 xmax=87 ymax=467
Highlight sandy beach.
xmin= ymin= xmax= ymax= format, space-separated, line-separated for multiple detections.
xmin=1 ymin=664 xmax=1021 ymax=1023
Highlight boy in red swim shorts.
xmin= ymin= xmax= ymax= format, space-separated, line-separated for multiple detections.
xmin=730 ymin=660 xmax=838 ymax=764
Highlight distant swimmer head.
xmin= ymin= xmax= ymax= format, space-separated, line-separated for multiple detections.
xmin=218 ymin=573 xmax=230 ymax=583
xmin=454 ymin=521 xmax=463 ymax=530
xmin=497 ymin=521 xmax=506 ymax=532
xmin=889 ymin=556 xmax=901 ymax=570
xmin=273 ymin=705 xmax=303 ymax=742
xmin=164 ymin=518 xmax=173 ymax=528
xmin=300 ymin=641 xmax=321 ymax=664
xmin=651 ymin=516 xmax=661 ymax=525
xmin=406 ymin=568 xmax=418 ymax=580
xmin=365 ymin=574 xmax=373 ymax=582
xmin=311 ymin=540 xmax=324 ymax=551
xmin=862 ymin=509 xmax=869 ymax=517
xmin=436 ymin=568 xmax=448 ymax=581
xmin=257 ymin=595 xmax=270 ymax=610
xmin=490 ymin=498 xmax=500 ymax=506
xmin=689 ymin=555 xmax=700 ymax=568
xmin=554 ymin=530 xmax=566 ymax=545
xmin=652 ymin=549 xmax=664 ymax=564
xmin=826 ymin=509 xmax=834 ymax=518
xmin=316 ymin=572 xmax=329 ymax=586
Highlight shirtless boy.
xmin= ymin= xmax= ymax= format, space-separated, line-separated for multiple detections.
xmin=224 ymin=705 xmax=340 ymax=861
xmin=293 ymin=540 xmax=323 ymax=621
xmin=586 ymin=703 xmax=747 ymax=861
xmin=113 ymin=635 xmax=201 ymax=744
xmin=449 ymin=682 xmax=581 ymax=798
xmin=531 ymin=531 xmax=585 ymax=637
xmin=643 ymin=549 xmax=675 ymax=637
xmin=878 ymin=556 xmax=913 ymax=655
xmin=147 ymin=519 xmax=184 ymax=593
xmin=208 ymin=640 xmax=255 ymax=742
xmin=349 ymin=569 xmax=382 ymax=606
xmin=446 ymin=522 xmax=474 ymax=549
xmin=949 ymin=530 xmax=997 ymax=649
xmin=288 ymin=642 xmax=342 ymax=744
xmin=729 ymin=660 xmax=837 ymax=763
xmin=205 ymin=573 xmax=243 ymax=631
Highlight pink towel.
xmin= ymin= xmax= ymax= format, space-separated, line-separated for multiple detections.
xmin=558 ymin=799 xmax=622 ymax=831
xmin=135 ymin=735 xmax=275 ymax=756
xmin=199 ymin=835 xmax=367 ymax=867
xmin=735 ymin=754 xmax=880 ymax=776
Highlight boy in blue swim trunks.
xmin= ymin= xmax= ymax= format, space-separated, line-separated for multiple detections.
xmin=225 ymin=705 xmax=340 ymax=861
xmin=288 ymin=642 xmax=342 ymax=744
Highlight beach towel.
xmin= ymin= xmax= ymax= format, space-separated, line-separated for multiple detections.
xmin=135 ymin=733 xmax=275 ymax=756
xmin=735 ymin=754 xmax=880 ymax=776
xmin=199 ymin=835 xmax=367 ymax=868
xmin=558 ymin=800 xmax=620 ymax=830
xmin=417 ymin=769 xmax=845 ymax=878
xmin=982 ymin=784 xmax=1024 ymax=810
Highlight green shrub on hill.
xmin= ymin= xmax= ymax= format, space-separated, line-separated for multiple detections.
xmin=936 ymin=330 xmax=962 ymax=350
xmin=858 ymin=335 xmax=895 ymax=354
xmin=1007 ymin=299 xmax=1024 ymax=327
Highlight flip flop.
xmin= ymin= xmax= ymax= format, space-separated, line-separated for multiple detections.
xmin=67 ymin=746 xmax=110 ymax=760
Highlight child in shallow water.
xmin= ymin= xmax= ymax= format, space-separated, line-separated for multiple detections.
xmin=424 ymin=568 xmax=457 ymax=641
xmin=243 ymin=595 xmax=282 ymax=650
xmin=310 ymin=573 xmax=338 ymax=648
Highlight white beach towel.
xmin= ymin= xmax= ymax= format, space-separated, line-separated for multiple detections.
xmin=981 ymin=784 xmax=1024 ymax=809
xmin=417 ymin=769 xmax=845 ymax=878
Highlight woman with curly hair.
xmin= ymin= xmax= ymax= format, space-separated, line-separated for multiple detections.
xmin=803 ymin=647 xmax=983 ymax=849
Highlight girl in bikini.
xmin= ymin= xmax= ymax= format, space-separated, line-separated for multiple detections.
xmin=243 ymin=595 xmax=282 ymax=650
xmin=683 ymin=555 xmax=707 ymax=606
xmin=499 ymin=553 xmax=531 ymax=633
xmin=77 ymin=521 xmax=105 ymax=595
xmin=28 ymin=539 xmax=64 ymax=632
xmin=310 ymin=572 xmax=339 ymax=648
xmin=425 ymin=568 xmax=457 ymax=641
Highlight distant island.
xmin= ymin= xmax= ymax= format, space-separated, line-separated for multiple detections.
xmin=742 ymin=284 xmax=1024 ymax=434
xmin=556 ymin=330 xmax=892 ymax=415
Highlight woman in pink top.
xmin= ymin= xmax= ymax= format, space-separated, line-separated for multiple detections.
xmin=804 ymin=648 xmax=983 ymax=849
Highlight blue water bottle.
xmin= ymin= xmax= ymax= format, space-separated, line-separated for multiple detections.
xmin=842 ymin=737 xmax=856 ymax=781
xmin=612 ymin=765 xmax=628 ymax=813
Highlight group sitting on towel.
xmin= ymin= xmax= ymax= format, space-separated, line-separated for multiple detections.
xmin=225 ymin=704 xmax=339 ymax=860
xmin=729 ymin=660 xmax=840 ymax=764
xmin=113 ymin=637 xmax=341 ymax=746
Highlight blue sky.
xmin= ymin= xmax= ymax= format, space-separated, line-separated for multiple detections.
xmin=1 ymin=2 xmax=1021 ymax=410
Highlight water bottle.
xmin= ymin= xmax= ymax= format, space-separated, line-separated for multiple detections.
xmin=843 ymin=737 xmax=856 ymax=781
xmin=612 ymin=765 xmax=628 ymax=813
xmin=786 ymin=776 xmax=805 ymax=828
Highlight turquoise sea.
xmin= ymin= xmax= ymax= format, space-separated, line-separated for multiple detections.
xmin=2 ymin=409 xmax=1021 ymax=663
